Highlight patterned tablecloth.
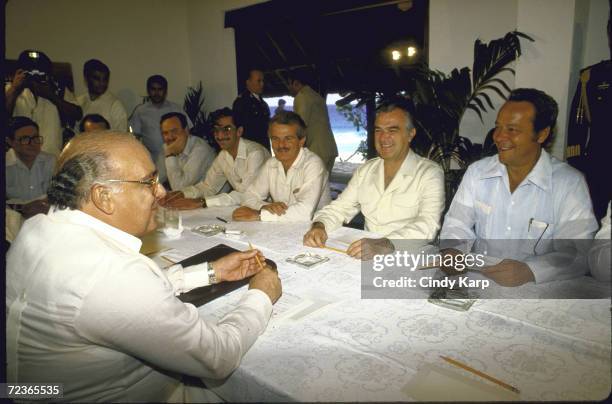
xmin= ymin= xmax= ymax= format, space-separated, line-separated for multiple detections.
xmin=146 ymin=207 xmax=611 ymax=402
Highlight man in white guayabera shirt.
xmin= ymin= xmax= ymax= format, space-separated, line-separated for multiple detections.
xmin=232 ymin=111 xmax=331 ymax=222
xmin=6 ymin=131 xmax=281 ymax=402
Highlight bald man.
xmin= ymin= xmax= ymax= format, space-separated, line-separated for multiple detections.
xmin=6 ymin=132 xmax=281 ymax=401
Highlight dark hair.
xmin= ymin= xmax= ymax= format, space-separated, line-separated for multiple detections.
xmin=79 ymin=114 xmax=110 ymax=132
xmin=17 ymin=49 xmax=52 ymax=74
xmin=376 ymin=97 xmax=417 ymax=130
xmin=146 ymin=74 xmax=168 ymax=89
xmin=8 ymin=116 xmax=39 ymax=139
xmin=246 ymin=68 xmax=263 ymax=81
xmin=210 ymin=107 xmax=235 ymax=124
xmin=269 ymin=111 xmax=307 ymax=139
xmin=508 ymin=88 xmax=558 ymax=147
xmin=48 ymin=151 xmax=111 ymax=210
xmin=83 ymin=59 xmax=110 ymax=77
xmin=287 ymin=69 xmax=310 ymax=86
xmin=160 ymin=112 xmax=188 ymax=128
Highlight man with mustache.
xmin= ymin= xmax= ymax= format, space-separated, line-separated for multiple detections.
xmin=303 ymin=98 xmax=445 ymax=260
xmin=440 ymin=88 xmax=598 ymax=286
xmin=232 ymin=111 xmax=331 ymax=222
xmin=160 ymin=107 xmax=270 ymax=209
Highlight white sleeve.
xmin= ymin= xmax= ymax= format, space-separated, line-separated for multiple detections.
xmin=313 ymin=167 xmax=363 ymax=232
xmin=182 ymin=156 xmax=227 ymax=199
xmin=110 ymin=100 xmax=128 ymax=131
xmin=166 ymin=141 xmax=215 ymax=191
xmin=241 ymin=162 xmax=272 ymax=211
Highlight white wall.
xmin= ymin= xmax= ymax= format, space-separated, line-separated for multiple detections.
xmin=185 ymin=0 xmax=266 ymax=112
xmin=6 ymin=0 xmax=193 ymax=116
xmin=583 ymin=0 xmax=611 ymax=67
xmin=429 ymin=0 xmax=518 ymax=149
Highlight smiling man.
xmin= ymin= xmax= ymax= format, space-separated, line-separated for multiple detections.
xmin=6 ymin=131 xmax=281 ymax=401
xmin=303 ymin=98 xmax=445 ymax=259
xmin=232 ymin=111 xmax=331 ymax=222
xmin=160 ymin=107 xmax=270 ymax=209
xmin=440 ymin=88 xmax=598 ymax=286
xmin=157 ymin=112 xmax=215 ymax=191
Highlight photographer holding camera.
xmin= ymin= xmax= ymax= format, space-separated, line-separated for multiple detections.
xmin=5 ymin=50 xmax=82 ymax=156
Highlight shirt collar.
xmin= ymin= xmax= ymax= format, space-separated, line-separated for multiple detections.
xmin=236 ymin=138 xmax=248 ymax=160
xmin=478 ymin=150 xmax=552 ymax=192
xmin=180 ymin=135 xmax=196 ymax=157
xmin=397 ymin=149 xmax=419 ymax=178
xmin=250 ymin=92 xmax=261 ymax=101
xmin=5 ymin=149 xmax=43 ymax=170
xmin=47 ymin=208 xmax=143 ymax=253
xmin=272 ymin=147 xmax=305 ymax=171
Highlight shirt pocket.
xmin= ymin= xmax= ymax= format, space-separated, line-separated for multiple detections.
xmin=473 ymin=199 xmax=493 ymax=237
xmin=389 ymin=199 xmax=420 ymax=222
xmin=523 ymin=219 xmax=552 ymax=255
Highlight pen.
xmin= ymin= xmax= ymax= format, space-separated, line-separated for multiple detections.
xmin=216 ymin=217 xmax=228 ymax=223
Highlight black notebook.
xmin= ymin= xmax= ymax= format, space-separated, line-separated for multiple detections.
xmin=177 ymin=244 xmax=276 ymax=307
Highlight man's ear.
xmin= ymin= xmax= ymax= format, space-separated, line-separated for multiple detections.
xmin=236 ymin=126 xmax=244 ymax=138
xmin=299 ymin=136 xmax=306 ymax=148
xmin=536 ymin=127 xmax=550 ymax=145
xmin=90 ymin=184 xmax=115 ymax=215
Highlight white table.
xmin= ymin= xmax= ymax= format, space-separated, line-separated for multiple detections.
xmin=146 ymin=207 xmax=611 ymax=402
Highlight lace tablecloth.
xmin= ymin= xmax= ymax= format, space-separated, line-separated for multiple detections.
xmin=147 ymin=207 xmax=611 ymax=402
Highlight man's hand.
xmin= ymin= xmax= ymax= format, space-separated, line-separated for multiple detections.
xmin=249 ymin=266 xmax=282 ymax=304
xmin=11 ymin=69 xmax=27 ymax=91
xmin=20 ymin=199 xmax=50 ymax=219
xmin=261 ymin=202 xmax=288 ymax=216
xmin=439 ymin=248 xmax=468 ymax=275
xmin=482 ymin=259 xmax=535 ymax=287
xmin=212 ymin=249 xmax=266 ymax=282
xmin=347 ymin=237 xmax=394 ymax=260
xmin=232 ymin=206 xmax=261 ymax=221
xmin=30 ymin=80 xmax=56 ymax=101
xmin=158 ymin=191 xmax=184 ymax=206
xmin=164 ymin=138 xmax=186 ymax=157
xmin=303 ymin=222 xmax=327 ymax=248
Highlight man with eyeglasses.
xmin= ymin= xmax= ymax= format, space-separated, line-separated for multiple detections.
xmin=303 ymin=98 xmax=445 ymax=259
xmin=6 ymin=116 xmax=55 ymax=220
xmin=6 ymin=131 xmax=282 ymax=401
xmin=161 ymin=107 xmax=270 ymax=209
xmin=157 ymin=111 xmax=215 ymax=191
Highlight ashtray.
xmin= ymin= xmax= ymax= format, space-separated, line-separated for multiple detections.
xmin=428 ymin=288 xmax=477 ymax=311
xmin=192 ymin=224 xmax=225 ymax=237
xmin=286 ymin=252 xmax=330 ymax=268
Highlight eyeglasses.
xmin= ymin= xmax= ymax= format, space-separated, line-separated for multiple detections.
xmin=213 ymin=125 xmax=237 ymax=134
xmin=17 ymin=135 xmax=44 ymax=145
xmin=104 ymin=173 xmax=161 ymax=196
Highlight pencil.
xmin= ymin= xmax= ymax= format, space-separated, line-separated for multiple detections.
xmin=248 ymin=242 xmax=266 ymax=271
xmin=439 ymin=356 xmax=520 ymax=394
xmin=323 ymin=245 xmax=347 ymax=254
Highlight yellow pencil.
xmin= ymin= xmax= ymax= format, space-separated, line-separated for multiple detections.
xmin=248 ymin=242 xmax=266 ymax=271
xmin=440 ymin=356 xmax=520 ymax=394
xmin=323 ymin=245 xmax=347 ymax=254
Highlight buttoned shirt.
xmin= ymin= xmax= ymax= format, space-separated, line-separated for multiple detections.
xmin=589 ymin=202 xmax=611 ymax=282
xmin=5 ymin=148 xmax=56 ymax=202
xmin=182 ymin=138 xmax=270 ymax=206
xmin=242 ymin=147 xmax=331 ymax=222
xmin=159 ymin=135 xmax=216 ymax=191
xmin=293 ymin=85 xmax=338 ymax=164
xmin=440 ymin=150 xmax=598 ymax=283
xmin=129 ymin=100 xmax=192 ymax=160
xmin=7 ymin=85 xmax=77 ymax=156
xmin=77 ymin=91 xmax=128 ymax=131
xmin=314 ymin=150 xmax=445 ymax=244
xmin=6 ymin=208 xmax=272 ymax=401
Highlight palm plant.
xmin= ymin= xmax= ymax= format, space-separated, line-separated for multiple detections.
xmin=336 ymin=31 xmax=534 ymax=206
xmin=183 ymin=81 xmax=214 ymax=147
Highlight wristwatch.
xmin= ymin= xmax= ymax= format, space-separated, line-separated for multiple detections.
xmin=207 ymin=262 xmax=218 ymax=285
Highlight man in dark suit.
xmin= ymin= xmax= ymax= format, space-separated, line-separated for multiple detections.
xmin=566 ymin=12 xmax=611 ymax=221
xmin=232 ymin=69 xmax=271 ymax=151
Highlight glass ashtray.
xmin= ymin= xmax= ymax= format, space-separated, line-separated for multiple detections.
xmin=192 ymin=224 xmax=225 ymax=237
xmin=286 ymin=253 xmax=330 ymax=268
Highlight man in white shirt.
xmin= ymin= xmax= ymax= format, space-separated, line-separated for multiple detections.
xmin=440 ymin=88 xmax=598 ymax=286
xmin=5 ymin=50 xmax=82 ymax=156
xmin=303 ymin=99 xmax=445 ymax=259
xmin=161 ymin=107 xmax=270 ymax=209
xmin=76 ymin=59 xmax=127 ymax=131
xmin=288 ymin=71 xmax=338 ymax=174
xmin=158 ymin=112 xmax=215 ymax=191
xmin=6 ymin=131 xmax=281 ymax=402
xmin=6 ymin=117 xmax=54 ymax=219
xmin=589 ymin=202 xmax=611 ymax=282
xmin=233 ymin=111 xmax=331 ymax=222
xmin=129 ymin=75 xmax=192 ymax=162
